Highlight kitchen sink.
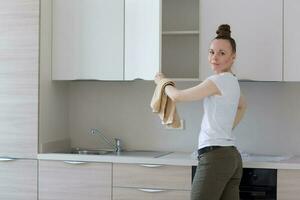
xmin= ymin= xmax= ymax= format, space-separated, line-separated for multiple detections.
xmin=70 ymin=148 xmax=114 ymax=155
xmin=69 ymin=148 xmax=173 ymax=158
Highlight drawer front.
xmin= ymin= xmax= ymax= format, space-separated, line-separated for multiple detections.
xmin=113 ymin=187 xmax=190 ymax=200
xmin=0 ymin=159 xmax=37 ymax=200
xmin=277 ymin=169 xmax=300 ymax=200
xmin=39 ymin=160 xmax=112 ymax=200
xmin=113 ymin=163 xmax=191 ymax=190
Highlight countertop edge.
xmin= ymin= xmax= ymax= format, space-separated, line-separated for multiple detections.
xmin=38 ymin=153 xmax=300 ymax=169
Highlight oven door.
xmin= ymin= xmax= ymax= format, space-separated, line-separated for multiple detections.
xmin=240 ymin=168 xmax=277 ymax=200
xmin=240 ymin=185 xmax=276 ymax=200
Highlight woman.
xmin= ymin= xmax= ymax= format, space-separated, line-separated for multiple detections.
xmin=155 ymin=24 xmax=247 ymax=200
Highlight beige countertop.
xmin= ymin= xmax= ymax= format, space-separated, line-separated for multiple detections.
xmin=38 ymin=152 xmax=300 ymax=169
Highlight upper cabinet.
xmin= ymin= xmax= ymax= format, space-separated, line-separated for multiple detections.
xmin=124 ymin=0 xmax=160 ymax=80
xmin=125 ymin=0 xmax=200 ymax=80
xmin=52 ymin=0 xmax=290 ymax=82
xmin=52 ymin=0 xmax=200 ymax=81
xmin=200 ymin=0 xmax=283 ymax=81
xmin=0 ymin=0 xmax=39 ymax=158
xmin=52 ymin=0 xmax=124 ymax=80
xmin=284 ymin=0 xmax=300 ymax=81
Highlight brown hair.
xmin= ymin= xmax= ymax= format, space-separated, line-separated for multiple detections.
xmin=215 ymin=24 xmax=236 ymax=53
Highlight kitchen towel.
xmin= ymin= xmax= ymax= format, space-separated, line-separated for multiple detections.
xmin=150 ymin=78 xmax=181 ymax=128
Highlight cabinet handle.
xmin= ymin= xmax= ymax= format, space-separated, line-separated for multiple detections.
xmin=63 ymin=161 xmax=87 ymax=165
xmin=0 ymin=157 xmax=17 ymax=162
xmin=138 ymin=188 xmax=166 ymax=193
xmin=140 ymin=164 xmax=164 ymax=168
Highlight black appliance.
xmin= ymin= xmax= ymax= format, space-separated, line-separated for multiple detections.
xmin=240 ymin=168 xmax=277 ymax=200
xmin=191 ymin=166 xmax=277 ymax=200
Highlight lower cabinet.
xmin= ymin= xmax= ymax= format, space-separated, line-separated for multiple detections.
xmin=112 ymin=163 xmax=191 ymax=200
xmin=113 ymin=187 xmax=190 ymax=200
xmin=0 ymin=159 xmax=37 ymax=200
xmin=39 ymin=160 xmax=112 ymax=200
xmin=277 ymin=169 xmax=300 ymax=200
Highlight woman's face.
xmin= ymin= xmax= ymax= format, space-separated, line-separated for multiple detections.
xmin=208 ymin=39 xmax=236 ymax=74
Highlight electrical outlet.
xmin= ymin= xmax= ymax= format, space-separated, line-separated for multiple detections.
xmin=165 ymin=119 xmax=185 ymax=130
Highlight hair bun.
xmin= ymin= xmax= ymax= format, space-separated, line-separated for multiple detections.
xmin=216 ymin=24 xmax=231 ymax=38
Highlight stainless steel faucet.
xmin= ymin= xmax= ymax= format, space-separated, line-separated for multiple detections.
xmin=89 ymin=128 xmax=122 ymax=152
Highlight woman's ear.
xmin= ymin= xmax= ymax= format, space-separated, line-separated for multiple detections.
xmin=232 ymin=54 xmax=236 ymax=60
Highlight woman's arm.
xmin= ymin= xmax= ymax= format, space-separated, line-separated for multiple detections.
xmin=164 ymin=79 xmax=221 ymax=102
xmin=154 ymin=72 xmax=220 ymax=102
xmin=232 ymin=94 xmax=247 ymax=129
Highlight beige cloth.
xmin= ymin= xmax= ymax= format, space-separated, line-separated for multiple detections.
xmin=150 ymin=78 xmax=181 ymax=128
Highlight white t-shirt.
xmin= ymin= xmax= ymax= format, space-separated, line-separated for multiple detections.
xmin=198 ymin=72 xmax=240 ymax=149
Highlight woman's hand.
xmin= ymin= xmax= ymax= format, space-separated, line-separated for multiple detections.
xmin=154 ymin=72 xmax=166 ymax=85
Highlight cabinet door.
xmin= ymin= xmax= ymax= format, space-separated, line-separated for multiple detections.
xmin=277 ymin=169 xmax=300 ymax=200
xmin=39 ymin=160 xmax=112 ymax=200
xmin=284 ymin=0 xmax=300 ymax=81
xmin=113 ymin=163 xmax=191 ymax=190
xmin=0 ymin=0 xmax=39 ymax=158
xmin=200 ymin=0 xmax=282 ymax=81
xmin=113 ymin=187 xmax=190 ymax=200
xmin=124 ymin=0 xmax=160 ymax=80
xmin=52 ymin=0 xmax=124 ymax=80
xmin=0 ymin=159 xmax=37 ymax=200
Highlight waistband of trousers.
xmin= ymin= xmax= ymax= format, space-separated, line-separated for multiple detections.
xmin=198 ymin=146 xmax=236 ymax=156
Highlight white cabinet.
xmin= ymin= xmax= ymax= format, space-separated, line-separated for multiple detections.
xmin=284 ymin=0 xmax=300 ymax=81
xmin=125 ymin=0 xmax=200 ymax=80
xmin=200 ymin=0 xmax=283 ymax=81
xmin=277 ymin=169 xmax=300 ymax=200
xmin=52 ymin=0 xmax=285 ymax=81
xmin=0 ymin=159 xmax=37 ymax=200
xmin=124 ymin=0 xmax=160 ymax=80
xmin=52 ymin=0 xmax=124 ymax=80
xmin=113 ymin=163 xmax=191 ymax=200
xmin=0 ymin=0 xmax=39 ymax=158
xmin=53 ymin=0 xmax=200 ymax=81
xmin=39 ymin=160 xmax=112 ymax=200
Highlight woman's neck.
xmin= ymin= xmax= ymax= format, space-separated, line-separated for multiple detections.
xmin=215 ymin=69 xmax=232 ymax=75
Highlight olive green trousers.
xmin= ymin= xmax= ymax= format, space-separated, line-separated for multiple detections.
xmin=191 ymin=146 xmax=242 ymax=200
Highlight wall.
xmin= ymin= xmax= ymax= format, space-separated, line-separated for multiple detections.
xmin=68 ymin=81 xmax=201 ymax=153
xmin=39 ymin=0 xmax=69 ymax=152
xmin=236 ymin=82 xmax=300 ymax=155
xmin=67 ymin=80 xmax=300 ymax=156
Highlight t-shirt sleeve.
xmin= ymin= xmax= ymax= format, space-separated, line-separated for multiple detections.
xmin=207 ymin=74 xmax=227 ymax=95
